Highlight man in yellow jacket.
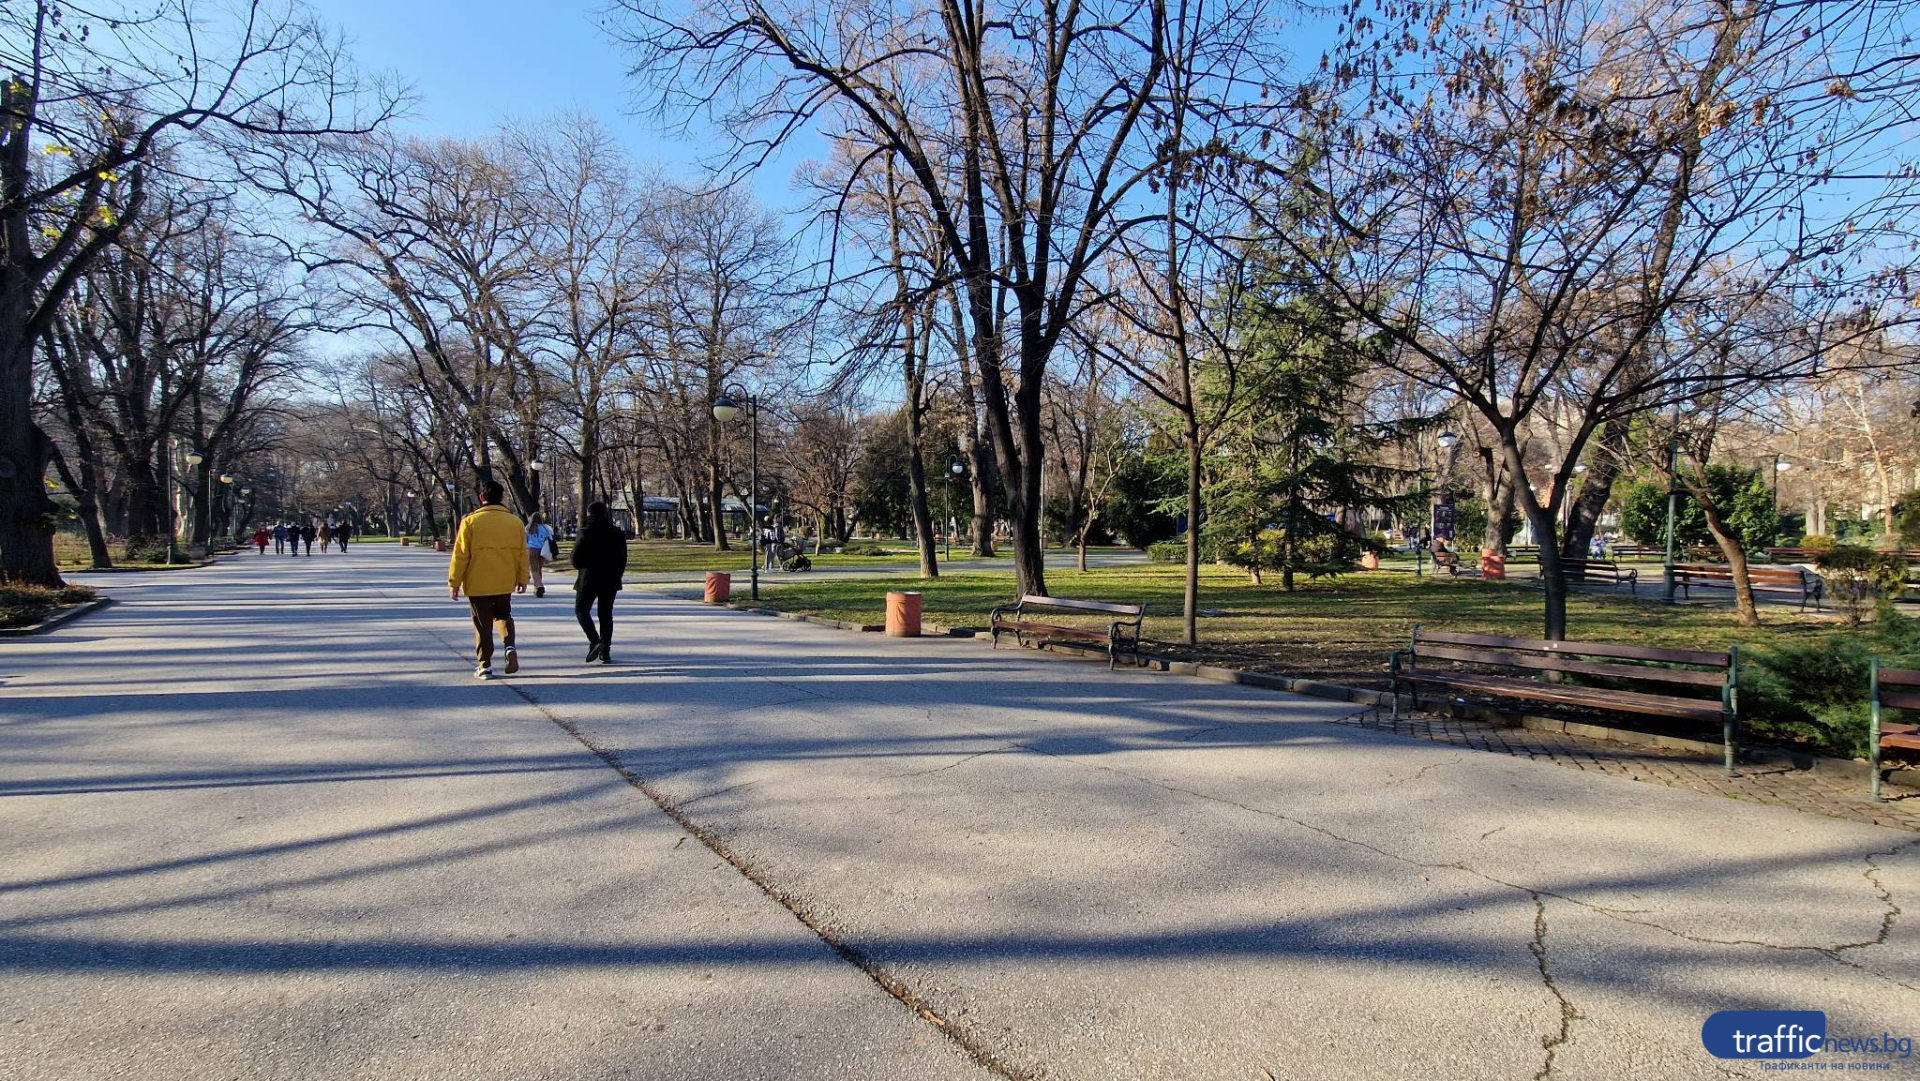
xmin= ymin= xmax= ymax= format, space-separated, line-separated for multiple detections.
xmin=449 ymin=480 xmax=530 ymax=679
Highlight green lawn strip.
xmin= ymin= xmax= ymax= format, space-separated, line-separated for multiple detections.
xmin=750 ymin=564 xmax=1841 ymax=688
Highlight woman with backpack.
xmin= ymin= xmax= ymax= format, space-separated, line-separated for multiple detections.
xmin=525 ymin=513 xmax=556 ymax=598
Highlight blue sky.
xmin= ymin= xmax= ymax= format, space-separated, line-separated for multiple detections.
xmin=323 ymin=0 xmax=812 ymax=211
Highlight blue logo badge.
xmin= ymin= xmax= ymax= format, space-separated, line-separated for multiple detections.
xmin=1701 ymin=1011 xmax=1827 ymax=1059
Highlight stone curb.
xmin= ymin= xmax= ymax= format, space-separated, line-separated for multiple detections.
xmin=0 ymin=598 xmax=112 ymax=638
xmin=714 ymin=594 xmax=1918 ymax=795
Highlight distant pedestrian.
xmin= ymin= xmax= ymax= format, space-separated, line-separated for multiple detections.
xmin=336 ymin=521 xmax=353 ymax=551
xmin=300 ymin=521 xmax=316 ymax=556
xmin=272 ymin=523 xmax=287 ymax=554
xmin=252 ymin=527 xmax=270 ymax=554
xmin=449 ymin=480 xmax=529 ymax=680
xmin=525 ymin=513 xmax=555 ymax=598
xmin=318 ymin=522 xmax=333 ymax=552
xmin=570 ymin=501 xmax=628 ymax=664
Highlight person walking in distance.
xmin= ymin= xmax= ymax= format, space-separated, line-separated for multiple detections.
xmin=569 ymin=501 xmax=628 ymax=664
xmin=252 ymin=526 xmax=270 ymax=554
xmin=525 ymin=513 xmax=555 ymax=598
xmin=318 ymin=521 xmax=333 ymax=553
xmin=272 ymin=522 xmax=287 ymax=555
xmin=300 ymin=520 xmax=317 ymax=556
xmin=449 ymin=480 xmax=529 ymax=679
xmin=336 ymin=520 xmax=353 ymax=551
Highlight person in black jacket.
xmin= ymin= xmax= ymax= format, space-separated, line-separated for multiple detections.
xmin=569 ymin=501 xmax=629 ymax=664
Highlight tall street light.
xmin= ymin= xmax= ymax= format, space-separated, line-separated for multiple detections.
xmin=945 ymin=457 xmax=964 ymax=561
xmin=1771 ymin=455 xmax=1791 ymax=550
xmin=219 ymin=473 xmax=234 ymax=541
xmin=1663 ymin=437 xmax=1681 ymax=603
xmin=1435 ymin=431 xmax=1458 ymax=564
xmin=712 ymin=386 xmax=761 ymax=600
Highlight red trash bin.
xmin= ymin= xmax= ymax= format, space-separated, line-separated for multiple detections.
xmin=705 ymin=571 xmax=732 ymax=604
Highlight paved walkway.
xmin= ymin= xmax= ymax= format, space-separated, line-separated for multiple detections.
xmin=3 ymin=546 xmax=1917 ymax=1079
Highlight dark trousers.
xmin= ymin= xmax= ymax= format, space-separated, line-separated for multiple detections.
xmin=469 ymin=594 xmax=516 ymax=667
xmin=575 ymin=588 xmax=616 ymax=649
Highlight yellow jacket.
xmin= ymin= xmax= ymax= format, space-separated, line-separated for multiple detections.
xmin=449 ymin=503 xmax=530 ymax=596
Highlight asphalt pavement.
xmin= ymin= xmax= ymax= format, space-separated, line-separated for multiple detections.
xmin=2 ymin=544 xmax=1915 ymax=1079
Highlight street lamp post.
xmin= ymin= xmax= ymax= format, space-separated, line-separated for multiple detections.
xmin=218 ymin=473 xmax=234 ymax=542
xmin=1434 ymin=431 xmax=1459 ymax=569
xmin=1663 ymin=438 xmax=1681 ymax=603
xmin=945 ymin=458 xmax=964 ymax=562
xmin=712 ymin=387 xmax=760 ymax=600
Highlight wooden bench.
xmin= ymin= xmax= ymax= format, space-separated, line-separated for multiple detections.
xmin=989 ymin=595 xmax=1145 ymax=669
xmin=1672 ymin=563 xmax=1823 ymax=611
xmin=1870 ymin=659 xmax=1920 ymax=802
xmin=1390 ymin=627 xmax=1740 ymax=774
xmin=1557 ymin=558 xmax=1638 ymax=593
xmin=1432 ymin=547 xmax=1463 ymax=575
xmin=1506 ymin=545 xmax=1540 ymax=562
xmin=1609 ymin=543 xmax=1662 ymax=561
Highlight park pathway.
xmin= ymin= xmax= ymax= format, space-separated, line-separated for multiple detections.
xmin=2 ymin=544 xmax=1917 ymax=1080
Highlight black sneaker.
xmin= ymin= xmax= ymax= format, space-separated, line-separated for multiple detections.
xmin=536 ymin=586 xmax=545 ymax=598
xmin=598 ymin=649 xmax=612 ymax=665
xmin=585 ymin=643 xmax=602 ymax=663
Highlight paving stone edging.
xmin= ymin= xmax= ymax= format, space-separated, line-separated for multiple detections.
xmin=0 ymin=598 xmax=112 ymax=638
xmin=717 ymin=596 xmax=1917 ymax=796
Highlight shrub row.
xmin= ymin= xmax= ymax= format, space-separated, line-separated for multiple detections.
xmin=0 ymin=583 xmax=99 ymax=629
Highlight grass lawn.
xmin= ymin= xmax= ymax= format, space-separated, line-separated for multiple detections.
xmin=620 ymin=540 xmax=948 ymax=573
xmin=750 ymin=563 xmax=1844 ymax=686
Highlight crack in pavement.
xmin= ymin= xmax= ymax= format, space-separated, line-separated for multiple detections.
xmin=1527 ymin=893 xmax=1582 ymax=1080
xmin=1481 ymin=825 xmax=1508 ymax=842
xmin=1385 ymin=754 xmax=1463 ymax=788
xmin=678 ymin=779 xmax=761 ymax=808
xmin=896 ymin=749 xmax=1003 ymax=780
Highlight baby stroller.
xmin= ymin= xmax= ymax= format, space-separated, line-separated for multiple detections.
xmin=770 ymin=540 xmax=811 ymax=573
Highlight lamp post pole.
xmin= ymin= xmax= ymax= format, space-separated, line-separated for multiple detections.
xmin=713 ymin=387 xmax=760 ymax=600
xmin=1663 ymin=438 xmax=1681 ymax=603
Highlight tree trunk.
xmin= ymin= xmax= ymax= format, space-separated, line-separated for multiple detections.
xmin=1694 ymin=481 xmax=1762 ymax=627
xmin=1503 ymin=438 xmax=1568 ymax=640
xmin=1481 ymin=446 xmax=1515 ymax=555
xmin=1562 ymin=425 xmax=1626 ymax=559
xmin=1183 ymin=422 xmax=1202 ymax=645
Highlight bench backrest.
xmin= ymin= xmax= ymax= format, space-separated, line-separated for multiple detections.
xmin=1016 ymin=594 xmax=1144 ymax=617
xmin=1674 ymin=563 xmax=1809 ymax=585
xmin=1875 ymin=664 xmax=1920 ymax=711
xmin=1414 ymin=628 xmax=1730 ymax=689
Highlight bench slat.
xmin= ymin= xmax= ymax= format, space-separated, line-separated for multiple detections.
xmin=1877 ymin=689 xmax=1920 ymax=711
xmin=1883 ymin=731 xmax=1920 ymax=751
xmin=995 ymin=620 xmax=1108 ymax=639
xmin=1877 ymin=667 xmax=1920 ymax=688
xmin=1013 ymin=595 xmax=1143 ymax=616
xmin=1420 ymin=630 xmax=1728 ymax=668
xmin=1406 ymin=671 xmax=1724 ymax=720
xmin=1415 ymin=644 xmax=1726 ymax=686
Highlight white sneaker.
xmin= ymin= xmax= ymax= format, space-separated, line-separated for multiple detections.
xmin=475 ymin=666 xmax=494 ymax=680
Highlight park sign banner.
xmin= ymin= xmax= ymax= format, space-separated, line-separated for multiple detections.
xmin=1433 ymin=501 xmax=1455 ymax=541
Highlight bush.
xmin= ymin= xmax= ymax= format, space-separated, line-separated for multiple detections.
xmin=1208 ymin=527 xmax=1361 ymax=581
xmin=837 ymin=542 xmax=893 ymax=557
xmin=1147 ymin=540 xmax=1187 ymax=564
xmin=1798 ymin=534 xmax=1835 ymax=550
xmin=1814 ymin=545 xmax=1910 ymax=627
xmin=0 ymin=583 xmax=98 ymax=629
xmin=1743 ymin=638 xmax=1878 ymax=759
